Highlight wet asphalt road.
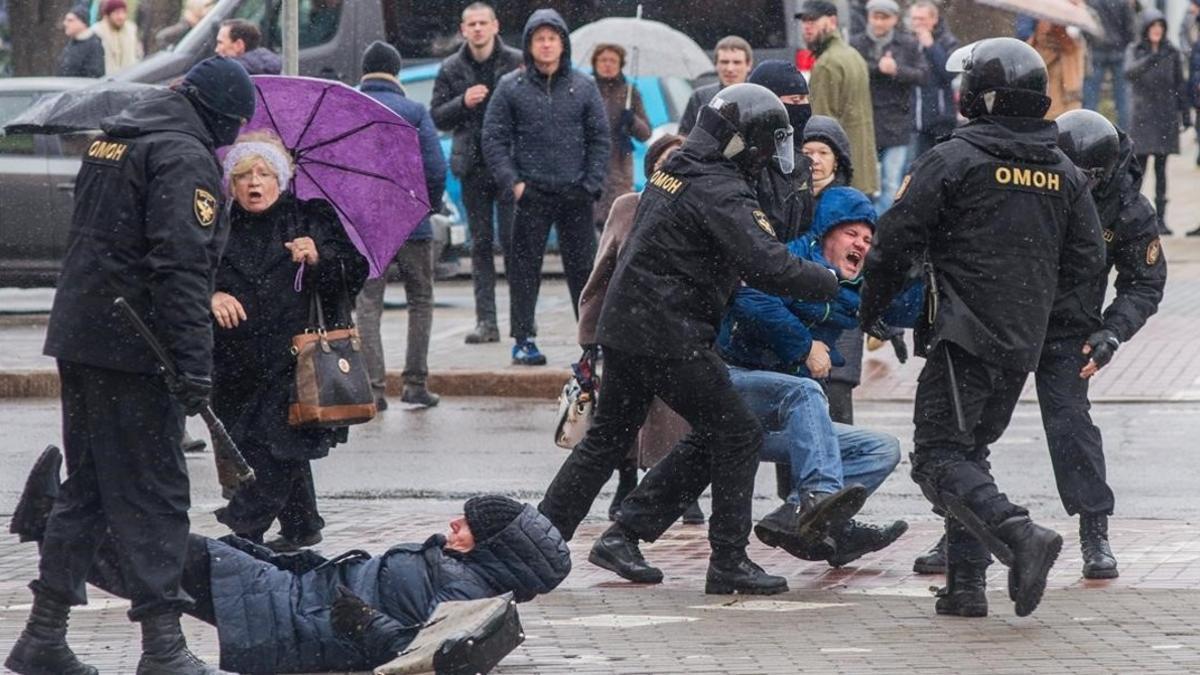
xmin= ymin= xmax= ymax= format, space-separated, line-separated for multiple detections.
xmin=2 ymin=396 xmax=1197 ymax=525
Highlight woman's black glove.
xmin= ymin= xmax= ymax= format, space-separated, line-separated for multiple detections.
xmin=331 ymin=585 xmax=380 ymax=640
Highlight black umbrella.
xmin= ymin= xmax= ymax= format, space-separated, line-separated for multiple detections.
xmin=4 ymin=81 xmax=162 ymax=135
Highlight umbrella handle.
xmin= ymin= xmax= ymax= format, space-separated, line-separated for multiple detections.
xmin=626 ymin=46 xmax=640 ymax=109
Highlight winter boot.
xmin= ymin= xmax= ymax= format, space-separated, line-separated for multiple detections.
xmin=464 ymin=322 xmax=500 ymax=344
xmin=588 ymin=526 xmax=663 ymax=584
xmin=607 ymin=460 xmax=638 ymax=521
xmin=5 ymin=592 xmax=98 ymax=675
xmin=705 ymin=551 xmax=788 ymax=595
xmin=995 ymin=516 xmax=1063 ymax=617
xmin=1079 ymin=514 xmax=1119 ymax=579
xmin=681 ymin=501 xmax=706 ymax=525
xmin=754 ymin=485 xmax=867 ymax=556
xmin=826 ymin=519 xmax=909 ymax=567
xmin=401 ymin=384 xmax=441 ymax=408
xmin=9 ymin=446 xmax=62 ymax=543
xmin=934 ymin=563 xmax=989 ymax=618
xmin=912 ymin=534 xmax=947 ymax=575
xmin=136 ymin=612 xmax=226 ymax=675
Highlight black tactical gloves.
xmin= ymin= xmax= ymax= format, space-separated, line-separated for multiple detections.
xmin=1083 ymin=329 xmax=1120 ymax=370
xmin=168 ymin=372 xmax=212 ymax=416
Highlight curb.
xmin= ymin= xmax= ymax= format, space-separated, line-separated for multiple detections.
xmin=0 ymin=369 xmax=572 ymax=400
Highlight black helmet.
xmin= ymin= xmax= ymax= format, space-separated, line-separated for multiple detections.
xmin=947 ymin=37 xmax=1050 ymax=119
xmin=1056 ymin=109 xmax=1119 ymax=185
xmin=695 ymin=82 xmax=795 ymax=175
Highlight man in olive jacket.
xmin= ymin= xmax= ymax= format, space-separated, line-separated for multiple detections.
xmin=799 ymin=0 xmax=880 ymax=196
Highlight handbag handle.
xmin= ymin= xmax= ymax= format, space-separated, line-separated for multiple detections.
xmin=304 ymin=259 xmax=356 ymax=333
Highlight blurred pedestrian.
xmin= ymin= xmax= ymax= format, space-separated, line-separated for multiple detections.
xmin=355 ymin=41 xmax=446 ymax=408
xmin=6 ymin=57 xmax=253 ymax=675
xmin=431 ymin=2 xmax=522 ymax=344
xmin=907 ymin=0 xmax=960 ymax=160
xmin=58 ymin=5 xmax=104 ymax=78
xmin=678 ymin=36 xmax=754 ymax=134
xmin=482 ymin=9 xmax=609 ymax=366
xmin=154 ymin=0 xmax=212 ymax=52
xmin=591 ymin=43 xmax=651 ymax=232
xmin=1083 ymin=0 xmax=1137 ymax=129
xmin=93 ymin=0 xmax=143 ymax=75
xmin=850 ymin=0 xmax=928 ymax=212
xmin=211 ymin=130 xmax=369 ymax=551
xmin=1028 ymin=20 xmax=1086 ymax=119
xmin=1127 ymin=9 xmax=1190 ymax=236
xmin=215 ymin=19 xmax=281 ymax=75
xmin=799 ymin=0 xmax=880 ymax=196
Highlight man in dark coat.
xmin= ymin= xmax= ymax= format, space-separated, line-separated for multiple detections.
xmin=482 ymin=8 xmax=610 ymax=366
xmin=539 ymin=84 xmax=839 ymax=596
xmin=861 ymin=38 xmax=1106 ymax=619
xmin=10 ymin=468 xmax=569 ymax=675
xmin=907 ymin=0 xmax=960 ymax=159
xmin=678 ymin=35 xmax=754 ymax=135
xmin=850 ymin=0 xmax=928 ymax=212
xmin=57 ymin=5 xmax=104 ymax=78
xmin=431 ymin=2 xmax=523 ymax=344
xmin=215 ymin=19 xmax=282 ymax=75
xmin=6 ymin=57 xmax=254 ymax=675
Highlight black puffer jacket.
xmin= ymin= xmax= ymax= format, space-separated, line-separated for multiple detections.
xmin=481 ymin=9 xmax=610 ymax=196
xmin=58 ymin=32 xmax=105 ymax=77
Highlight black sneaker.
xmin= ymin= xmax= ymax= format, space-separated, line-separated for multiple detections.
xmin=935 ymin=563 xmax=989 ymax=618
xmin=754 ymin=485 xmax=867 ymax=556
xmin=913 ymin=534 xmax=948 ymax=575
xmin=826 ymin=519 xmax=909 ymax=567
xmin=588 ymin=528 xmax=663 ymax=584
xmin=1079 ymin=514 xmax=1119 ymax=579
xmin=465 ymin=322 xmax=501 ymax=344
xmin=705 ymin=554 xmax=788 ymax=595
xmin=996 ymin=516 xmax=1062 ymax=617
xmin=401 ymin=384 xmax=440 ymax=408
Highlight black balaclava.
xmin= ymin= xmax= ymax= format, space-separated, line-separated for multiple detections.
xmin=748 ymin=59 xmax=813 ymax=135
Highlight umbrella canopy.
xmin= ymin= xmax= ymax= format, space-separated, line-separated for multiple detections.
xmin=4 ymin=81 xmax=161 ymax=135
xmin=970 ymin=0 xmax=1104 ymax=38
xmin=570 ymin=17 xmax=714 ymax=81
xmin=238 ymin=75 xmax=431 ymax=279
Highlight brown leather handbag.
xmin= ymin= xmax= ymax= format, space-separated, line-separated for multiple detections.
xmin=287 ymin=271 xmax=376 ymax=428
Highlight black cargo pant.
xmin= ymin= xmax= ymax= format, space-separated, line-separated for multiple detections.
xmin=35 ymin=360 xmax=193 ymax=620
xmin=508 ymin=186 xmax=597 ymax=341
xmin=461 ymin=169 xmax=513 ymax=327
xmin=539 ymin=346 xmax=763 ymax=557
xmin=911 ymin=343 xmax=1030 ymax=567
xmin=1035 ymin=337 xmax=1114 ymax=516
xmin=88 ymin=533 xmax=216 ymax=625
xmin=216 ymin=441 xmax=323 ymax=543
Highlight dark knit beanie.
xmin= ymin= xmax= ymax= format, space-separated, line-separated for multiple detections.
xmin=362 ymin=41 xmax=403 ymax=76
xmin=644 ymin=133 xmax=684 ymax=180
xmin=748 ymin=60 xmax=809 ymax=98
xmin=67 ymin=4 xmax=91 ymax=23
xmin=182 ymin=56 xmax=256 ymax=121
xmin=464 ymin=495 xmax=524 ymax=543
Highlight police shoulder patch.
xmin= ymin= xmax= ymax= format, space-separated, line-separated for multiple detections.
xmin=646 ymin=169 xmax=688 ymax=198
xmin=894 ymin=174 xmax=912 ymax=201
xmin=83 ymin=138 xmax=130 ymax=166
xmin=1146 ymin=238 xmax=1162 ymax=266
xmin=194 ymin=188 xmax=217 ymax=228
xmin=752 ymin=209 xmax=775 ymax=237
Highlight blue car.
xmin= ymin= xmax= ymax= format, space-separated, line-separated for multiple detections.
xmin=398 ymin=62 xmax=694 ymax=257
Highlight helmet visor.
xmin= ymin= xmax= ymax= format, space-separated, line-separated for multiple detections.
xmin=773 ymin=126 xmax=795 ymax=174
xmin=945 ymin=41 xmax=976 ymax=74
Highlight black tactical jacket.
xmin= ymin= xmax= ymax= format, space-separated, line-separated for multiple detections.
xmin=1047 ymin=131 xmax=1166 ymax=343
xmin=861 ymin=116 xmax=1105 ymax=372
xmin=595 ymin=124 xmax=839 ymax=359
xmin=44 ymin=90 xmax=226 ymax=378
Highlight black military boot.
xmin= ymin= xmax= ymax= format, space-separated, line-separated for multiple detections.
xmin=1079 ymin=514 xmax=1119 ymax=579
xmin=705 ymin=551 xmax=788 ymax=595
xmin=826 ymin=519 xmax=909 ymax=567
xmin=9 ymin=446 xmax=62 ymax=543
xmin=995 ymin=516 xmax=1063 ymax=617
xmin=912 ymin=534 xmax=947 ymax=575
xmin=754 ymin=485 xmax=867 ymax=556
xmin=588 ymin=525 xmax=664 ymax=584
xmin=136 ymin=612 xmax=225 ymax=674
xmin=935 ymin=563 xmax=989 ymax=618
xmin=5 ymin=592 xmax=98 ymax=675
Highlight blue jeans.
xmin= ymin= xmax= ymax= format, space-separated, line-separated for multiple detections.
xmin=727 ymin=367 xmax=901 ymax=503
xmin=1083 ymin=49 xmax=1129 ymax=131
xmin=874 ymin=144 xmax=910 ymax=214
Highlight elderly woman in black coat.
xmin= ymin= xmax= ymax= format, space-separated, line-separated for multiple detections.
xmin=211 ymin=130 xmax=369 ymax=551
xmin=1126 ymin=9 xmax=1191 ymax=235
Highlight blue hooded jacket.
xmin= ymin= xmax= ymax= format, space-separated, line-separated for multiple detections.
xmin=718 ymin=187 xmax=922 ymax=377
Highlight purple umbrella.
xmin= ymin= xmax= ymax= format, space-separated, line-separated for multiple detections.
xmin=237 ymin=75 xmax=430 ymax=278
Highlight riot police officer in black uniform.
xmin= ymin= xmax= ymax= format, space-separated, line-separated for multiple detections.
xmin=539 ymin=83 xmax=840 ymax=595
xmin=6 ymin=57 xmax=254 ymax=675
xmin=860 ymin=38 xmax=1106 ymax=618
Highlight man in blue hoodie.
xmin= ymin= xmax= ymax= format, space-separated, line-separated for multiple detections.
xmin=354 ymin=41 xmax=448 ymax=409
xmin=719 ymin=187 xmax=919 ymax=565
xmin=483 ymin=9 xmax=610 ymax=366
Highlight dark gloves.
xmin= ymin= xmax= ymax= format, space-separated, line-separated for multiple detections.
xmin=167 ymin=372 xmax=211 ymax=416
xmin=618 ymin=108 xmax=635 ymax=135
xmin=889 ymin=332 xmax=908 ymax=364
xmin=1083 ymin=329 xmax=1120 ymax=369
xmin=331 ymin=585 xmax=380 ymax=641
xmin=863 ymin=316 xmax=893 ymax=342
